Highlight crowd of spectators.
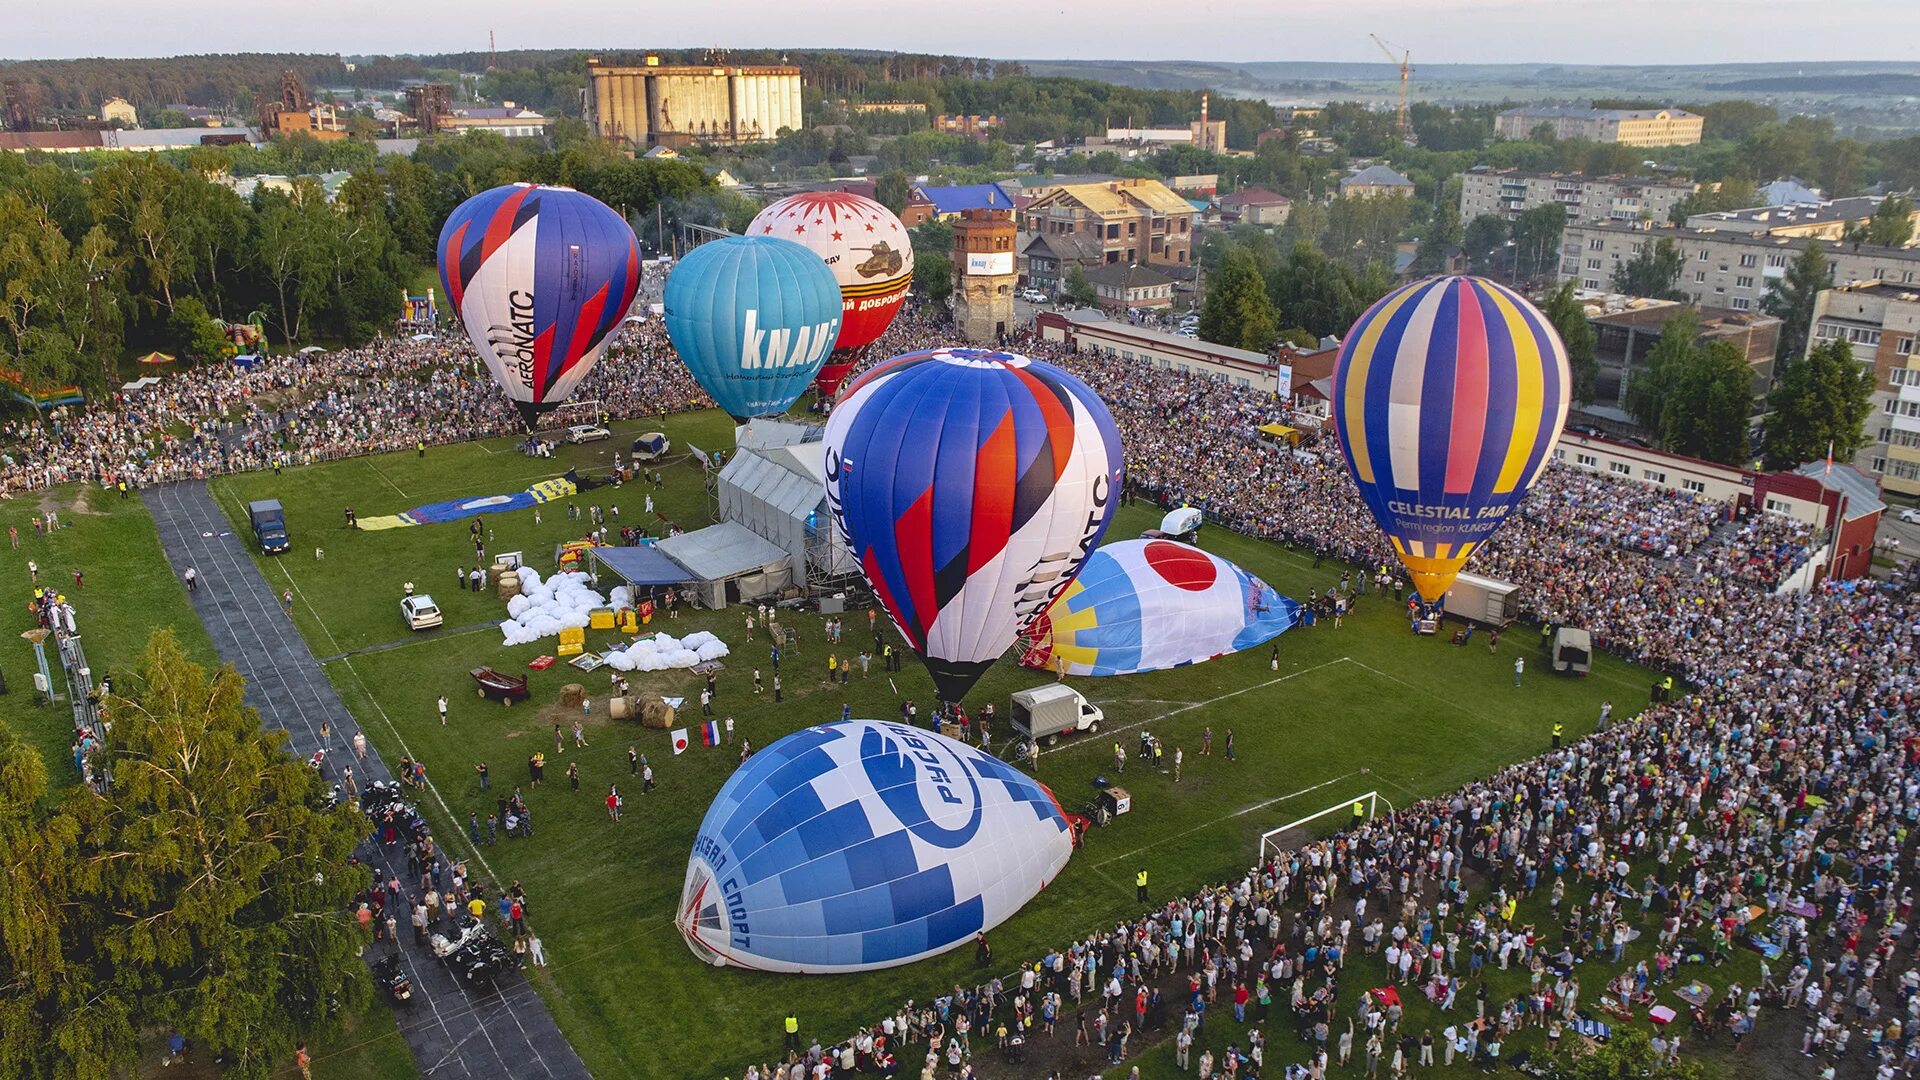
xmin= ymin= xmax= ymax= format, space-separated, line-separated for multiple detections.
xmin=757 ymin=335 xmax=1908 ymax=1079
xmin=5 ymin=311 xmax=1889 ymax=1079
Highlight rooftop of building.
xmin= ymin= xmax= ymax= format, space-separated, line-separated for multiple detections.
xmin=1082 ymin=262 xmax=1175 ymax=289
xmin=1564 ymin=220 xmax=1920 ymax=259
xmin=1463 ymin=166 xmax=1694 ymax=187
xmin=915 ymin=181 xmax=1018 ymax=214
xmin=1686 ymin=196 xmax=1891 ymax=229
xmin=1342 ymin=164 xmax=1413 ymax=188
xmin=1499 ymin=105 xmax=1700 ymax=121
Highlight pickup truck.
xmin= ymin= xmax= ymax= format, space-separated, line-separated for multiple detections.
xmin=248 ymin=499 xmax=290 ymax=555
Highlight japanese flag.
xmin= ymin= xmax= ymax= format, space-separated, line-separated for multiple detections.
xmin=671 ymin=728 xmax=689 ymax=755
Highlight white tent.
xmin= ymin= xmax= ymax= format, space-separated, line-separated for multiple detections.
xmin=717 ymin=442 xmax=856 ymax=582
xmin=656 ymin=522 xmax=792 ymax=609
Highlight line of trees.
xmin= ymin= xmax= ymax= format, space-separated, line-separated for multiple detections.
xmin=0 ymin=631 xmax=371 ymax=1079
xmin=0 ymin=129 xmax=720 ymax=394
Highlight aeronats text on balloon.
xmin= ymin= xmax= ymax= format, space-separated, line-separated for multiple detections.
xmin=1386 ymin=500 xmax=1511 ymax=521
xmin=1012 ymin=472 xmax=1112 ymax=626
xmin=486 ymin=289 xmax=542 ymax=388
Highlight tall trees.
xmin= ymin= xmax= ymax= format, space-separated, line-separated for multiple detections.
xmin=874 ymin=169 xmax=910 ymax=216
xmin=1760 ymin=242 xmax=1829 ymax=362
xmin=1761 ymin=337 xmax=1878 ymax=469
xmin=1510 ymin=203 xmax=1567 ymax=283
xmin=1198 ymin=247 xmax=1276 ymax=352
xmin=0 ymin=631 xmax=371 ymax=1079
xmin=1061 ymin=264 xmax=1097 ymax=309
xmin=1626 ymin=312 xmax=1755 ymax=463
xmin=0 ymin=192 xmax=127 ymax=391
xmin=1624 ymin=311 xmax=1700 ymax=435
xmin=1610 ymin=237 xmax=1687 ymax=300
xmin=1662 ymin=339 xmax=1756 ymax=463
xmin=1869 ymin=194 xmax=1915 ymax=248
xmin=1461 ymin=214 xmax=1508 ymax=276
xmin=1541 ymin=281 xmax=1599 ymax=404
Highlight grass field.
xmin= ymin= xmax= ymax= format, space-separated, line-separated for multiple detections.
xmin=200 ymin=407 xmax=1672 ymax=1079
xmin=0 ymin=483 xmax=420 ymax=1080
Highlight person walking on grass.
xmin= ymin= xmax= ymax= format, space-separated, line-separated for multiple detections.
xmin=1514 ymin=656 xmax=1525 ymax=688
xmin=606 ymin=785 xmax=621 ymax=821
xmin=437 ymin=694 xmax=448 ymax=726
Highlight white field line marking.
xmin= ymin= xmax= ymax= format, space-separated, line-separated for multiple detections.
xmin=1093 ymin=769 xmax=1365 ymax=869
xmin=339 ymin=654 xmax=505 ymax=888
xmin=1036 ymin=656 xmax=1352 ymax=758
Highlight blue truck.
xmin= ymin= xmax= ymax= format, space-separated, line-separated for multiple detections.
xmin=248 ymin=499 xmax=290 ymax=554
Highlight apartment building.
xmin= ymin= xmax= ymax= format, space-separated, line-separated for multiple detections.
xmin=1022 ymin=178 xmax=1196 ymax=267
xmin=1496 ymin=106 xmax=1703 ymax=146
xmin=1459 ymin=168 xmax=1696 ymax=226
xmin=1807 ymin=281 xmax=1920 ymax=496
xmin=1558 ymin=222 xmax=1920 ymax=313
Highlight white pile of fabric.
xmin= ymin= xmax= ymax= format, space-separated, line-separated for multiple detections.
xmin=495 ymin=570 xmax=730 ymax=673
xmin=499 ymin=567 xmax=604 ymax=647
xmin=601 ymin=631 xmax=730 ymax=672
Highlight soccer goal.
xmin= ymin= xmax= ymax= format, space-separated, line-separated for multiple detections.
xmin=1258 ymin=789 xmax=1392 ymax=863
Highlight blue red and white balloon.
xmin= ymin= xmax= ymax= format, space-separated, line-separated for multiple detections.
xmin=663 ymin=235 xmax=844 ymax=419
xmin=1021 ymin=539 xmax=1300 ymax=677
xmin=679 ymin=719 xmax=1071 ymax=973
xmin=823 ymin=348 xmax=1123 ymax=702
xmin=437 ymin=183 xmax=639 ymax=424
xmin=1333 ymin=275 xmax=1570 ymax=602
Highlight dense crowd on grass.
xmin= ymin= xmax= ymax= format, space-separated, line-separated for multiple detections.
xmin=751 ymin=339 xmax=1894 ymax=1079
xmin=11 ymin=317 xmax=1885 ymax=1079
xmin=0 ymin=321 xmax=716 ymax=492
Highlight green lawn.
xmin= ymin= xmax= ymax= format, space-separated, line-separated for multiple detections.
xmin=206 ymin=407 xmax=1661 ymax=1079
xmin=0 ymin=483 xmax=218 ymax=782
xmin=0 ymin=483 xmax=418 ymax=1080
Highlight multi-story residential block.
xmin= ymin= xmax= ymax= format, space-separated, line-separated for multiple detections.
xmin=1808 ymin=281 xmax=1920 ymax=495
xmin=1459 ymin=168 xmax=1696 ymax=225
xmin=1496 ymin=106 xmax=1702 ymax=146
xmin=1558 ymin=222 xmax=1920 ymax=313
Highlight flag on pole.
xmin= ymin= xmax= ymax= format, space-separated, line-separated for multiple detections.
xmin=701 ymin=720 xmax=722 ymax=746
xmin=671 ymin=728 xmax=689 ymax=755
xmin=1825 ymin=440 xmax=1834 ymax=476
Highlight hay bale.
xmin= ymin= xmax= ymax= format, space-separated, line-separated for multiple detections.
xmin=608 ymin=695 xmax=632 ymax=721
xmin=558 ymin=683 xmax=586 ymax=708
xmin=638 ymin=698 xmax=675 ymax=730
xmin=496 ymin=572 xmax=521 ymax=599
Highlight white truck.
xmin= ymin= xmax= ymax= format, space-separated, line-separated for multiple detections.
xmin=1442 ymin=571 xmax=1521 ymax=628
xmin=1010 ymin=684 xmax=1104 ymax=746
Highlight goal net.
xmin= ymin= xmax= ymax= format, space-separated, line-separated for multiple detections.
xmin=1258 ymin=789 xmax=1390 ymax=864
xmin=535 ymin=398 xmax=605 ymax=435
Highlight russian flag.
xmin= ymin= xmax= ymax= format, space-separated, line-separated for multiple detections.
xmin=701 ymin=720 xmax=722 ymax=747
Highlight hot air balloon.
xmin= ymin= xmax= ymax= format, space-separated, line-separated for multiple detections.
xmin=1332 ymin=275 xmax=1571 ymax=602
xmin=1020 ymin=539 xmax=1301 ymax=677
xmin=748 ymin=192 xmax=914 ymax=398
xmin=679 ymin=719 xmax=1072 ymax=973
xmin=662 ymin=236 xmax=843 ymax=420
xmin=824 ymin=348 xmax=1123 ymax=702
xmin=437 ymin=183 xmax=640 ymax=426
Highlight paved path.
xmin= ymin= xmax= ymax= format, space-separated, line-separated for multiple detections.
xmin=144 ymin=481 xmax=592 ymax=1080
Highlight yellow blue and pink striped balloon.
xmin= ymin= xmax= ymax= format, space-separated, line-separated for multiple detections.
xmin=1332 ymin=276 xmax=1571 ymax=602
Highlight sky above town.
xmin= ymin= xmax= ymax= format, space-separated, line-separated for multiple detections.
xmin=5 ymin=0 xmax=1916 ymax=64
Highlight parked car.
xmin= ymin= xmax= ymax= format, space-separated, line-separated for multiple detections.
xmin=1019 ymin=288 xmax=1050 ymax=304
xmin=401 ymin=595 xmax=442 ymax=631
xmin=1566 ymin=423 xmax=1606 ymax=438
xmin=1899 ymin=507 xmax=1920 ymax=524
xmin=566 ymin=424 xmax=611 ymax=444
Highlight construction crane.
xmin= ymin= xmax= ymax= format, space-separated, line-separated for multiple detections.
xmin=1370 ymin=33 xmax=1413 ymax=143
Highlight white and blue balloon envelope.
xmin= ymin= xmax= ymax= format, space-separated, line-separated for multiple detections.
xmin=1021 ymin=539 xmax=1301 ymax=677
xmin=679 ymin=720 xmax=1072 ymax=973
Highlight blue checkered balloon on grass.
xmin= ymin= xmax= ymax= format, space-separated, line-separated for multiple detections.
xmin=679 ymin=720 xmax=1072 ymax=973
